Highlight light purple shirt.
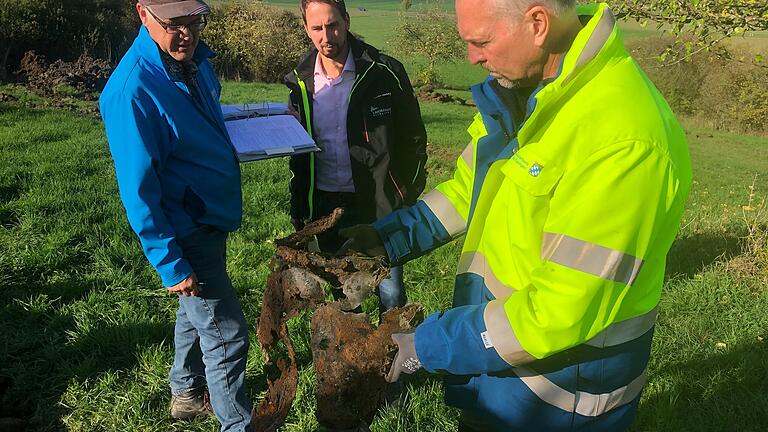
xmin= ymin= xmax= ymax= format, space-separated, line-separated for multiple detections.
xmin=313 ymin=49 xmax=356 ymax=192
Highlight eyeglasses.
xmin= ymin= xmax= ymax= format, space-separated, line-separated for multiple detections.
xmin=146 ymin=7 xmax=208 ymax=34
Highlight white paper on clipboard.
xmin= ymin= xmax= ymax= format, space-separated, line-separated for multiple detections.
xmin=220 ymin=104 xmax=319 ymax=162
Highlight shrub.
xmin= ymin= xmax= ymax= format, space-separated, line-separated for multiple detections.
xmin=205 ymin=2 xmax=310 ymax=83
xmin=0 ymin=0 xmax=138 ymax=81
xmin=626 ymin=36 xmax=708 ymax=116
xmin=697 ymin=49 xmax=768 ymax=133
xmin=626 ymin=37 xmax=768 ymax=133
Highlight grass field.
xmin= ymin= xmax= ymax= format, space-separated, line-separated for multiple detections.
xmin=2 ymin=1 xmax=768 ymax=430
xmin=1 ymin=74 xmax=767 ymax=431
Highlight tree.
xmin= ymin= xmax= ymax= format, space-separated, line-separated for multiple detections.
xmin=609 ymin=0 xmax=768 ymax=64
xmin=205 ymin=2 xmax=310 ymax=82
xmin=390 ymin=2 xmax=465 ymax=86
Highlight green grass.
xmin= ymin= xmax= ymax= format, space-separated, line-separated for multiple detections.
xmin=4 ymin=4 xmax=768 ymax=427
xmin=1 ymin=76 xmax=767 ymax=431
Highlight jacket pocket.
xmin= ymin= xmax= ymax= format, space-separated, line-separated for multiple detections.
xmin=499 ymin=145 xmax=563 ymax=196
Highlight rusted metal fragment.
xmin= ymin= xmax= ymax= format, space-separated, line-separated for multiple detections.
xmin=274 ymin=209 xmax=389 ymax=301
xmin=311 ymin=304 xmax=424 ymax=430
xmin=253 ymin=209 xmax=421 ymax=431
xmin=254 ymin=267 xmax=325 ymax=432
xmin=274 ymin=207 xmax=345 ymax=250
xmin=274 ymin=244 xmax=388 ymax=303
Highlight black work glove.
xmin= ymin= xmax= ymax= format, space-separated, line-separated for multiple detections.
xmin=337 ymin=224 xmax=386 ymax=257
xmin=386 ymin=332 xmax=422 ymax=383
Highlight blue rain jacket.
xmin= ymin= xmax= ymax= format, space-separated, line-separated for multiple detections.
xmin=100 ymin=26 xmax=241 ymax=287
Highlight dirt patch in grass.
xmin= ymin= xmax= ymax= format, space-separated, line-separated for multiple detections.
xmin=0 ymin=93 xmax=18 ymax=102
xmin=18 ymin=51 xmax=111 ymax=100
xmin=724 ymin=253 xmax=768 ymax=290
xmin=416 ymin=85 xmax=473 ymax=106
xmin=427 ymin=142 xmax=461 ymax=163
xmin=12 ymin=51 xmax=110 ymax=117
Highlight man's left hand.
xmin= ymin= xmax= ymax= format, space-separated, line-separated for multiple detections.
xmin=167 ymin=272 xmax=201 ymax=297
xmin=386 ymin=332 xmax=422 ymax=382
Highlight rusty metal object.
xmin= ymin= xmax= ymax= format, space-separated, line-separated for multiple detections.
xmin=312 ymin=304 xmax=424 ymax=430
xmin=253 ymin=209 xmax=424 ymax=431
xmin=253 ymin=267 xmax=324 ymax=432
xmin=274 ymin=209 xmax=389 ymax=310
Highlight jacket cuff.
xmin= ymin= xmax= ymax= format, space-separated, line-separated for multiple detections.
xmin=414 ymin=305 xmax=509 ymax=375
xmin=373 ymin=210 xmax=413 ymax=266
xmin=158 ymin=258 xmax=194 ymax=287
xmin=372 ymin=200 xmax=452 ymax=267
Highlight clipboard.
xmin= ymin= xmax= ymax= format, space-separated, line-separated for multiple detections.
xmin=221 ymin=103 xmax=320 ymax=162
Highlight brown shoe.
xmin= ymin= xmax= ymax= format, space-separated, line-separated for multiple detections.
xmin=169 ymin=388 xmax=213 ymax=421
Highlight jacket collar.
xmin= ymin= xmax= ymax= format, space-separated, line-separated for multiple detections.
xmin=558 ymin=3 xmax=618 ymax=86
xmin=470 ymin=4 xmax=620 ymax=150
xmin=135 ymin=25 xmax=216 ymax=82
xmin=515 ymin=3 xmax=620 ymax=143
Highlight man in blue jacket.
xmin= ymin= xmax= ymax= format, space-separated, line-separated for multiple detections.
xmin=99 ymin=1 xmax=251 ymax=430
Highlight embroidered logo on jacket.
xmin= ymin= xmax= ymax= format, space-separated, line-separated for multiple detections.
xmin=369 ymin=105 xmax=392 ymax=118
xmin=529 ymin=162 xmax=542 ymax=177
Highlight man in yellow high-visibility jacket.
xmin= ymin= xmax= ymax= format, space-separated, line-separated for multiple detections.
xmin=340 ymin=0 xmax=692 ymax=430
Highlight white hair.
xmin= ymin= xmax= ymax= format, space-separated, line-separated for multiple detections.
xmin=493 ymin=0 xmax=576 ymax=19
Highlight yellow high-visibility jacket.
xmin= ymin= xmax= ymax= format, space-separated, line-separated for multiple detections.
xmin=373 ymin=3 xmax=692 ymax=430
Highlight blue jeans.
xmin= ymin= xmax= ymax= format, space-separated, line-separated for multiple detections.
xmin=171 ymin=227 xmax=252 ymax=432
xmin=378 ymin=265 xmax=405 ymax=311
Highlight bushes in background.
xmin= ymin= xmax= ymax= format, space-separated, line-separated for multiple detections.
xmin=1 ymin=0 xmax=310 ymax=85
xmin=204 ymin=2 xmax=310 ymax=83
xmin=627 ymin=36 xmax=768 ymax=134
xmin=0 ymin=0 xmax=138 ymax=81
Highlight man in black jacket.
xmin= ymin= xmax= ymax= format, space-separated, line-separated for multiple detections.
xmin=284 ymin=0 xmax=427 ymax=311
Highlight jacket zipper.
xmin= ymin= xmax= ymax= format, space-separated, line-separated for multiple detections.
xmin=294 ymin=70 xmax=315 ymax=220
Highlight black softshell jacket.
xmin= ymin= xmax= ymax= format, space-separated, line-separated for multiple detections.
xmin=283 ymin=34 xmax=428 ymax=223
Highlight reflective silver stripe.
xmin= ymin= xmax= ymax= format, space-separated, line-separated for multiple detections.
xmin=421 ymin=189 xmax=466 ymax=236
xmin=585 ymin=307 xmax=658 ymax=348
xmin=563 ymin=6 xmax=616 ymax=85
xmin=541 ymin=233 xmax=644 ymax=286
xmin=457 ymin=251 xmax=515 ymax=300
xmin=460 ymin=141 xmax=474 ymax=170
xmin=483 ymin=300 xmax=535 ymax=366
xmin=514 ymin=366 xmax=647 ymax=417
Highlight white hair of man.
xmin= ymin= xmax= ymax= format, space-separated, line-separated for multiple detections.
xmin=492 ymin=0 xmax=576 ymax=19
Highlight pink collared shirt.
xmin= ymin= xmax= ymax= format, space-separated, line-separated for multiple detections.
xmin=313 ymin=49 xmax=356 ymax=192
